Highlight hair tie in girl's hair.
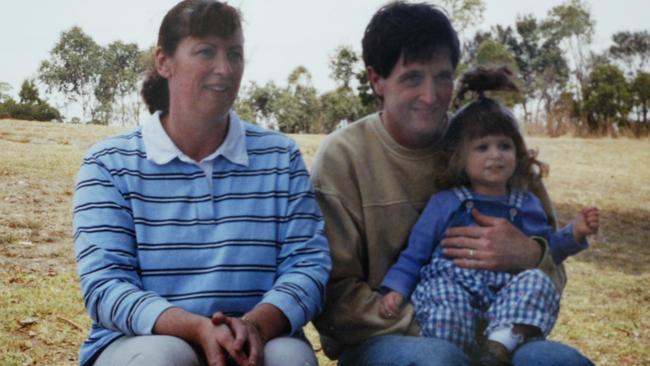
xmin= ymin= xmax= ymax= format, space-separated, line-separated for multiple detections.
xmin=453 ymin=65 xmax=519 ymax=109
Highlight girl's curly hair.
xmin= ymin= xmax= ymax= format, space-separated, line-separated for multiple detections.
xmin=435 ymin=65 xmax=548 ymax=191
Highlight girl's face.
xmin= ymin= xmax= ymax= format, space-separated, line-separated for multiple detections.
xmin=462 ymin=134 xmax=516 ymax=196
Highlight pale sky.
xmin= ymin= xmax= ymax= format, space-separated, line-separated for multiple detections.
xmin=1 ymin=0 xmax=648 ymax=110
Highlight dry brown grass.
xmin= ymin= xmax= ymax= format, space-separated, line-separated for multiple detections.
xmin=0 ymin=119 xmax=648 ymax=365
xmin=526 ymin=137 xmax=650 ymax=366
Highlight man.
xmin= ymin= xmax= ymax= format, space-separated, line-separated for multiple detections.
xmin=311 ymin=2 xmax=594 ymax=365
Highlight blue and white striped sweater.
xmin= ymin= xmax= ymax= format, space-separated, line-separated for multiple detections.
xmin=73 ymin=121 xmax=331 ymax=366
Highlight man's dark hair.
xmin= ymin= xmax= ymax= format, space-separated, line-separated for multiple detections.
xmin=362 ymin=1 xmax=460 ymax=78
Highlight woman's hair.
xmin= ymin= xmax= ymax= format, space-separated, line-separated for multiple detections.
xmin=434 ymin=65 xmax=548 ymax=191
xmin=141 ymin=0 xmax=242 ymax=114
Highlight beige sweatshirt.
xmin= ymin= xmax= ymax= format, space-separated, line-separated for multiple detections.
xmin=311 ymin=113 xmax=565 ymax=359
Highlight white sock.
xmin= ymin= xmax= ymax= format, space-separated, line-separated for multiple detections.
xmin=488 ymin=325 xmax=523 ymax=352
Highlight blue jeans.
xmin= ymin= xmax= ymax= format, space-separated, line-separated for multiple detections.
xmin=338 ymin=335 xmax=594 ymax=366
xmin=513 ymin=339 xmax=595 ymax=366
xmin=338 ymin=335 xmax=469 ymax=366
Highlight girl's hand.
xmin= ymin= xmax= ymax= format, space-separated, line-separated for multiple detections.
xmin=572 ymin=207 xmax=600 ymax=242
xmin=379 ymin=291 xmax=404 ymax=319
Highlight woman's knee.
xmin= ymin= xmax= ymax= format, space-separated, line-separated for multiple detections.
xmin=94 ymin=335 xmax=203 ymax=366
xmin=263 ymin=336 xmax=317 ymax=366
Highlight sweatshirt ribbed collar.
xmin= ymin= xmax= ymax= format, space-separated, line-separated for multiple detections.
xmin=370 ymin=112 xmax=440 ymax=159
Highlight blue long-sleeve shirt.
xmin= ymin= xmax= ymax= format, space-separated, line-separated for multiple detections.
xmin=381 ymin=187 xmax=587 ymax=298
xmin=73 ymin=112 xmax=331 ymax=366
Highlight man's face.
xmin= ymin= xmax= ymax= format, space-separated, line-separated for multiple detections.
xmin=369 ymin=49 xmax=454 ymax=149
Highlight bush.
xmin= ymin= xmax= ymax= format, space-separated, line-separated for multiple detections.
xmin=0 ymin=98 xmax=62 ymax=122
xmin=32 ymin=102 xmax=63 ymax=121
xmin=0 ymin=102 xmax=10 ymax=119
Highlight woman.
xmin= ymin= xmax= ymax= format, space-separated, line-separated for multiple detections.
xmin=73 ymin=1 xmax=330 ymax=365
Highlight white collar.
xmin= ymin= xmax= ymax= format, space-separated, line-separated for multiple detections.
xmin=142 ymin=111 xmax=249 ymax=167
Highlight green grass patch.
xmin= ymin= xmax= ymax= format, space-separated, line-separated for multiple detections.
xmin=0 ymin=268 xmax=89 ymax=365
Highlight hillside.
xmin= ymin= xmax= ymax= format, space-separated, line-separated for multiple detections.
xmin=0 ymin=119 xmax=648 ymax=365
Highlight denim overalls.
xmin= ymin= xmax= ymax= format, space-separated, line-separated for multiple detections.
xmin=411 ymin=186 xmax=561 ymax=351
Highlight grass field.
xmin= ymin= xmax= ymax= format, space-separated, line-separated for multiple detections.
xmin=0 ymin=118 xmax=648 ymax=365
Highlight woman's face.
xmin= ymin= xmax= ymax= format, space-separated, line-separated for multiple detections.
xmin=157 ymin=30 xmax=244 ymax=120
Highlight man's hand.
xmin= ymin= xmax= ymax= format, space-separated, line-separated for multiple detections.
xmin=441 ymin=209 xmax=541 ymax=272
xmin=379 ymin=291 xmax=404 ymax=319
xmin=572 ymin=207 xmax=600 ymax=242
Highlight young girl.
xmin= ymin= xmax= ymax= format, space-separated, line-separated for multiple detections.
xmin=378 ymin=66 xmax=599 ymax=366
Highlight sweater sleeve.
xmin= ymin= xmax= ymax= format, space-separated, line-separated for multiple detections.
xmin=73 ymin=150 xmax=174 ymax=336
xmin=260 ymin=143 xmax=331 ymax=334
xmin=548 ymin=224 xmax=589 ymax=263
xmin=518 ymin=189 xmax=566 ymax=291
xmin=521 ymin=193 xmax=588 ymax=263
xmin=310 ymin=136 xmax=420 ymax=353
xmin=381 ymin=192 xmax=455 ymax=298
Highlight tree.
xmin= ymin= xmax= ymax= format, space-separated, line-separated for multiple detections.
xmin=439 ymin=0 xmax=485 ymax=37
xmin=329 ymin=46 xmax=359 ymax=90
xmin=490 ymin=16 xmax=569 ymax=127
xmin=462 ymin=30 xmax=493 ymax=65
xmin=236 ymin=81 xmax=282 ymax=126
xmin=39 ymin=26 xmax=102 ymax=121
xmin=495 ymin=17 xmax=541 ymax=121
xmin=318 ymin=87 xmax=363 ymax=133
xmin=609 ymin=31 xmax=650 ymax=76
xmin=631 ymin=71 xmax=650 ymax=123
xmin=19 ymin=80 xmax=41 ymax=104
xmin=277 ymin=66 xmax=321 ymax=133
xmin=95 ymin=41 xmax=144 ymax=125
xmin=470 ymin=39 xmax=520 ymax=108
xmin=536 ymin=41 xmax=571 ymax=135
xmin=238 ymin=67 xmax=322 ymax=133
xmin=475 ymin=39 xmax=516 ymax=67
xmin=583 ymin=64 xmax=632 ymax=134
xmin=1 ymin=79 xmax=62 ymax=122
xmin=0 ymin=81 xmax=11 ymax=103
xmin=543 ymin=0 xmax=595 ymax=106
xmin=233 ymin=99 xmax=256 ymax=123
xmin=320 ymin=46 xmax=366 ymax=132
xmin=355 ymin=69 xmax=380 ymax=116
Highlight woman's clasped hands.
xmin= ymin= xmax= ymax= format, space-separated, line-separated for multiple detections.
xmin=192 ymin=312 xmax=265 ymax=366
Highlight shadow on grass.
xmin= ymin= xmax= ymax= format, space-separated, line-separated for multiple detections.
xmin=555 ymin=203 xmax=650 ymax=275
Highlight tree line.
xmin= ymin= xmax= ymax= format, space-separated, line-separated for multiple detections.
xmin=1 ymin=26 xmax=147 ymax=125
xmin=458 ymin=0 xmax=650 ymax=137
xmin=0 ymin=79 xmax=62 ymax=122
xmin=1 ymin=0 xmax=648 ymax=137
xmin=235 ymin=0 xmax=650 ymax=136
